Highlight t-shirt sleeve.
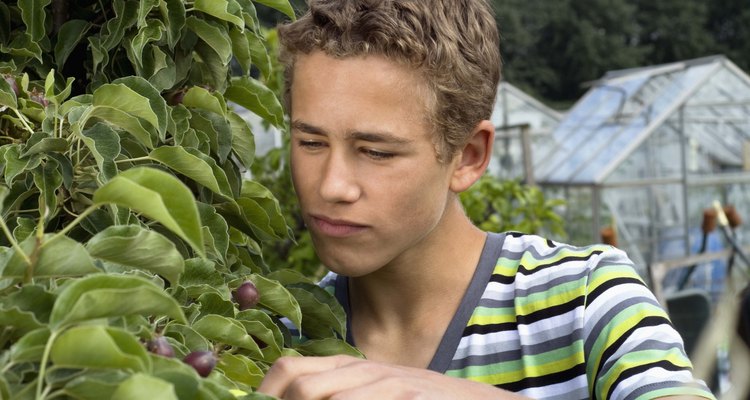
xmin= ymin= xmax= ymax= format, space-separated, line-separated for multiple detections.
xmin=582 ymin=247 xmax=716 ymax=400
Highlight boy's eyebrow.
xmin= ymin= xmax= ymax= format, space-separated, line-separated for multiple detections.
xmin=291 ymin=119 xmax=414 ymax=144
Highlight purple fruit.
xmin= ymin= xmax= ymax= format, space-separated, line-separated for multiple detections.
xmin=183 ymin=350 xmax=217 ymax=377
xmin=233 ymin=281 xmax=260 ymax=310
xmin=3 ymin=75 xmax=18 ymax=96
xmin=28 ymin=88 xmax=48 ymax=107
xmin=147 ymin=336 xmax=175 ymax=358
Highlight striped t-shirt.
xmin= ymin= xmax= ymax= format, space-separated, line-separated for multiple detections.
xmin=320 ymin=232 xmax=715 ymax=399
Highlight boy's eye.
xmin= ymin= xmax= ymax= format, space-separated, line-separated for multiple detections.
xmin=298 ymin=140 xmax=325 ymax=149
xmin=362 ymin=148 xmax=395 ymax=160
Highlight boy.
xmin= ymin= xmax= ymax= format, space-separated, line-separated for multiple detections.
xmin=258 ymin=0 xmax=715 ymax=398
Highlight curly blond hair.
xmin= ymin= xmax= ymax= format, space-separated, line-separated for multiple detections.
xmin=278 ymin=0 xmax=502 ymax=161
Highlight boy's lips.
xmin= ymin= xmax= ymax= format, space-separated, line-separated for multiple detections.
xmin=309 ymin=214 xmax=368 ymax=237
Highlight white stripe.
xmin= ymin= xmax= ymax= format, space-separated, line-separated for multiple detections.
xmin=610 ymin=368 xmax=696 ymax=400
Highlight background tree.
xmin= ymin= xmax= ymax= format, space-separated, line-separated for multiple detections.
xmin=490 ymin=0 xmax=750 ymax=107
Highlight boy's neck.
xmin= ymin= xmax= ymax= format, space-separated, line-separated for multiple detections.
xmin=347 ymin=202 xmax=487 ymax=367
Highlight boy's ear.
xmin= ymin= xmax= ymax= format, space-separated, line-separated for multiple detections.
xmin=450 ymin=120 xmax=494 ymax=192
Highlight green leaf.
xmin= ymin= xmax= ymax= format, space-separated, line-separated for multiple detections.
xmin=235 ymin=308 xmax=283 ymax=359
xmin=62 ymin=371 xmax=130 ymax=400
xmin=246 ymin=29 xmax=271 ymax=79
xmin=181 ymin=258 xmax=225 ymax=289
xmin=193 ymin=40 xmax=229 ymax=92
xmin=50 ymin=325 xmax=151 ymax=372
xmin=216 ymin=197 xmax=276 ymax=241
xmin=0 ymin=308 xmax=43 ymax=339
xmin=186 ymin=16 xmax=232 ymax=65
xmin=93 ymin=83 xmax=161 ymax=133
xmin=0 ymin=184 xmax=8 ymax=213
xmin=3 ymin=145 xmax=41 ymax=184
xmin=81 ymin=122 xmax=121 ymax=181
xmin=112 ymin=373 xmax=178 ymax=400
xmin=137 ymin=0 xmax=159 ymax=28
xmin=21 ymin=137 xmax=68 ymax=157
xmin=18 ymin=0 xmax=51 ymax=42
xmin=195 ymin=292 xmax=234 ymax=319
xmin=32 ymin=158 xmax=63 ymax=218
xmin=0 ymin=72 xmax=17 ymax=108
xmin=149 ymin=146 xmax=232 ymax=197
xmin=182 ymin=86 xmax=226 ymax=116
xmin=128 ymin=19 xmax=166 ymax=70
xmin=197 ymin=202 xmax=230 ymax=263
xmin=295 ymin=338 xmax=364 ymax=358
xmin=101 ymin=0 xmax=139 ymax=51
xmin=249 ymin=274 xmax=302 ymax=331
xmin=288 ymin=284 xmax=346 ymax=339
xmin=253 ymin=0 xmax=296 ymax=21
xmin=10 ymin=327 xmax=50 ymax=363
xmin=2 ymin=284 xmax=55 ymax=323
xmin=0 ymin=234 xmax=99 ymax=279
xmin=194 ymin=0 xmax=244 ymax=28
xmin=49 ymin=274 xmax=186 ymax=328
xmin=217 ymin=354 xmax=264 ymax=388
xmin=85 ymin=105 xmax=156 ymax=149
xmin=2 ymin=32 xmax=42 ymax=62
xmin=227 ymin=110 xmax=255 ymax=170
xmin=93 ymin=167 xmax=205 ymax=257
xmin=158 ymin=0 xmax=186 ymax=48
xmin=225 ymin=77 xmax=284 ymax=128
xmin=12 ymin=217 xmax=36 ymax=243
xmin=242 ymin=180 xmax=288 ymax=238
xmin=189 ymin=109 xmax=232 ymax=164
xmin=46 ymin=154 xmax=72 ymax=190
xmin=229 ymin=27 xmax=252 ymax=75
xmin=145 ymin=45 xmax=178 ymax=91
xmin=86 ymin=225 xmax=184 ymax=285
xmin=112 ymin=76 xmax=169 ymax=138
xmin=54 ymin=20 xmax=91 ymax=69
xmin=192 ymin=315 xmax=262 ymax=357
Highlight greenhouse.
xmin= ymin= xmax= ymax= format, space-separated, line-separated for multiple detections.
xmin=530 ymin=55 xmax=750 ymax=290
xmin=488 ymin=82 xmax=563 ymax=182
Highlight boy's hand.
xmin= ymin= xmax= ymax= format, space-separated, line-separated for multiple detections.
xmin=257 ymin=354 xmax=528 ymax=399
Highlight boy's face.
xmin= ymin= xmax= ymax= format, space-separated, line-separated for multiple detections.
xmin=289 ymin=51 xmax=460 ymax=276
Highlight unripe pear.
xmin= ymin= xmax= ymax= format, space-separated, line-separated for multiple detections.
xmin=183 ymin=350 xmax=217 ymax=377
xmin=233 ymin=281 xmax=260 ymax=310
xmin=3 ymin=74 xmax=18 ymax=96
xmin=147 ymin=336 xmax=175 ymax=358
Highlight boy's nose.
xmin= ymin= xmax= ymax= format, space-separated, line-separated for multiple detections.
xmin=319 ymin=153 xmax=362 ymax=203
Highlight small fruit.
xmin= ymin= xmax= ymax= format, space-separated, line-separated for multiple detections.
xmin=3 ymin=74 xmax=18 ymax=96
xmin=147 ymin=336 xmax=175 ymax=358
xmin=28 ymin=88 xmax=48 ymax=107
xmin=233 ymin=281 xmax=260 ymax=310
xmin=183 ymin=350 xmax=217 ymax=377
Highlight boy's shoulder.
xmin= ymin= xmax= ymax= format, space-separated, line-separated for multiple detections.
xmin=496 ymin=231 xmax=632 ymax=270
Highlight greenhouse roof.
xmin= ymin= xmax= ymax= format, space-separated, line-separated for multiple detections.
xmin=534 ymin=55 xmax=750 ymax=185
xmin=491 ymin=82 xmax=564 ymax=131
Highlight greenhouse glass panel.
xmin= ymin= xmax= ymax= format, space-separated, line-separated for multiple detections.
xmin=535 ymin=76 xmax=649 ymax=181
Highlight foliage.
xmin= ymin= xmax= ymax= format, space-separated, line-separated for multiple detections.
xmin=0 ymin=1 xmax=357 ymax=399
xmin=460 ymin=176 xmax=566 ymax=239
xmin=492 ymin=0 xmax=750 ymax=106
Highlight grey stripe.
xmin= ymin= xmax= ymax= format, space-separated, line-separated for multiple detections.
xmin=599 ymin=339 xmax=686 ymax=375
xmin=496 ymin=268 xmax=592 ymax=300
xmin=451 ymin=326 xmax=585 ymax=368
xmin=583 ymin=294 xmax=665 ymax=355
xmin=497 ymin=240 xmax=603 ymax=265
xmin=427 ymin=232 xmax=507 ymax=373
xmin=622 ymin=380 xmax=700 ymax=400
